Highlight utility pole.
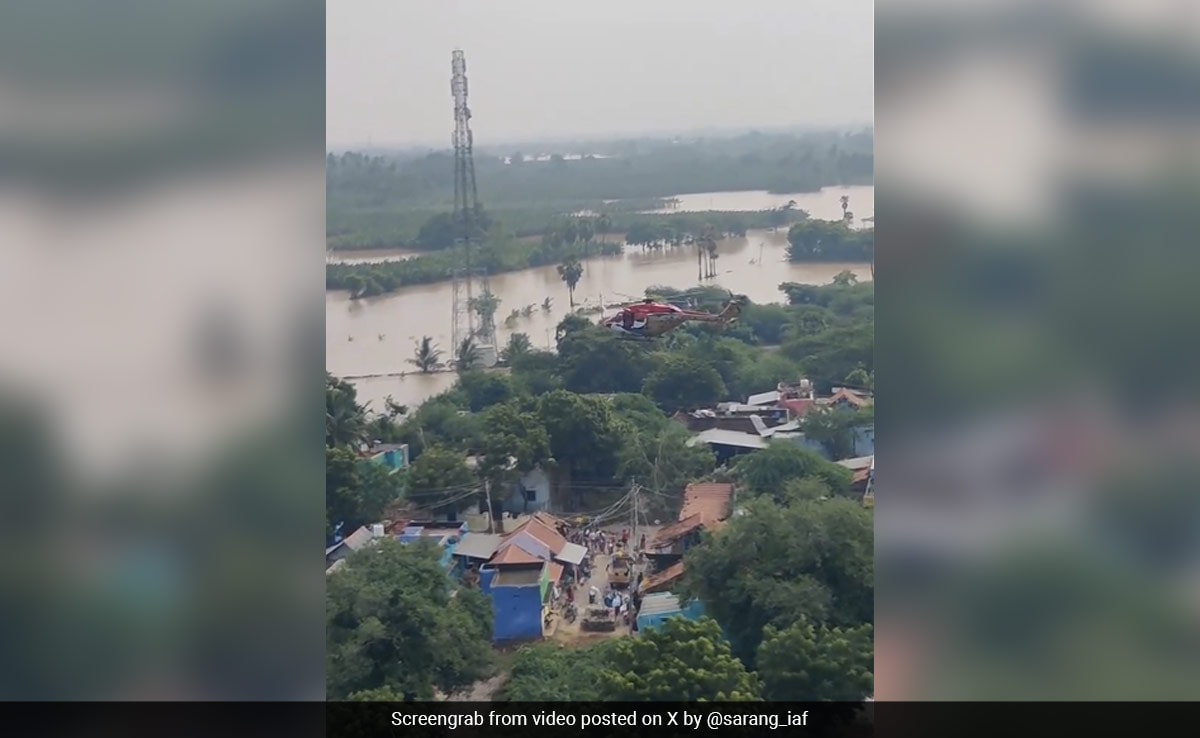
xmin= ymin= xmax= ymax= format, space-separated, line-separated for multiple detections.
xmin=484 ymin=479 xmax=495 ymax=533
xmin=630 ymin=482 xmax=640 ymax=552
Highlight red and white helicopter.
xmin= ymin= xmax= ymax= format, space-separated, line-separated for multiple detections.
xmin=599 ymin=294 xmax=745 ymax=340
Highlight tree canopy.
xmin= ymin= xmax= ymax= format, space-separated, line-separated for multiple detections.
xmin=680 ymin=497 xmax=873 ymax=666
xmin=326 ymin=539 xmax=494 ymax=699
xmin=757 ymin=620 xmax=874 ymax=702
xmin=599 ymin=618 xmax=760 ymax=701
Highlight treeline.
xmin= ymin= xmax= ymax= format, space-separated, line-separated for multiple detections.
xmin=326 ymin=238 xmax=622 ymax=299
xmin=786 ymin=219 xmax=875 ymax=262
xmin=328 ymin=131 xmax=873 ymax=210
xmin=327 ymin=130 xmax=872 ymax=250
xmin=325 ymin=208 xmax=809 ymax=297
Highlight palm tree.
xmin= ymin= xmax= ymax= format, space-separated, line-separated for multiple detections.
xmin=577 ymin=219 xmax=595 ymax=244
xmin=542 ymin=296 xmax=553 ymax=312
xmin=557 ymin=258 xmax=584 ymax=307
xmin=326 ymin=380 xmax=365 ymax=448
xmin=408 ymin=336 xmax=444 ymax=373
xmin=456 ymin=337 xmax=481 ymax=372
xmin=595 ymin=213 xmax=612 ymax=243
xmin=501 ymin=332 xmax=533 ymax=363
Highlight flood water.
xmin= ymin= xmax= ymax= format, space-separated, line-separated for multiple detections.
xmin=643 ymin=185 xmax=874 ymax=223
xmin=327 ymin=186 xmax=874 ymax=410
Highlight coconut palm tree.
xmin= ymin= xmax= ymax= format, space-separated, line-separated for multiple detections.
xmin=326 ymin=378 xmax=365 ymax=448
xmin=407 ymin=336 xmax=443 ymax=373
xmin=456 ymin=337 xmax=481 ymax=372
xmin=501 ymin=332 xmax=533 ymax=363
xmin=557 ymin=258 xmax=584 ymax=307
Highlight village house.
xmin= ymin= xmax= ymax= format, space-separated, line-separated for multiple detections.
xmin=632 ymin=483 xmax=733 ymax=626
xmin=684 ymin=380 xmax=875 ymax=462
xmin=459 ymin=455 xmax=554 ymax=519
xmin=359 ymin=441 xmax=409 ymax=472
xmin=326 ymin=519 xmax=472 ymax=575
xmin=325 ymin=524 xmax=381 ymax=572
xmin=451 ymin=512 xmax=587 ymax=643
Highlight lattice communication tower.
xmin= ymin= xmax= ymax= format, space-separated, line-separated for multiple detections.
xmin=449 ymin=50 xmax=496 ymax=354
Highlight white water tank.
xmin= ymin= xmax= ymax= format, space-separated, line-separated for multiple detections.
xmin=371 ymin=523 xmax=385 ymax=538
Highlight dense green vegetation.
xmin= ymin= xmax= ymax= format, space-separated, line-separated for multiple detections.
xmin=324 ymin=276 xmax=874 ymax=700
xmin=326 ymin=539 xmax=495 ymax=700
xmin=326 ymin=235 xmax=621 ymax=298
xmin=327 ymin=131 xmax=872 ymax=249
xmin=787 ymin=219 xmax=875 ymax=262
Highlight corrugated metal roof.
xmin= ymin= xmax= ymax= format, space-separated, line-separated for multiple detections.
xmin=650 ymin=514 xmax=720 ymax=548
xmin=512 ymin=518 xmax=567 ymax=555
xmin=686 ymin=428 xmax=768 ymax=450
xmin=638 ymin=592 xmax=682 ymax=616
xmin=642 ymin=562 xmax=686 ymax=593
xmin=452 ymin=533 xmax=504 ymax=560
xmin=555 ymin=542 xmax=587 ymax=565
xmin=746 ymin=390 xmax=781 ymax=406
xmin=547 ymin=562 xmax=565 ymax=583
xmin=504 ymin=530 xmax=553 ymax=562
xmin=342 ymin=526 xmax=374 ymax=551
xmin=837 ymin=455 xmax=875 ymax=471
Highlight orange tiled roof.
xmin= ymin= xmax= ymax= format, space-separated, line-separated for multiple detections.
xmin=641 ymin=561 xmax=686 ymax=593
xmin=489 ymin=545 xmax=544 ymax=566
xmin=829 ymin=388 xmax=871 ymax=408
xmin=511 ymin=518 xmax=567 ymax=555
xmin=532 ymin=511 xmax=567 ymax=529
xmin=651 ymin=513 xmax=723 ymax=548
xmin=678 ymin=483 xmax=733 ymax=522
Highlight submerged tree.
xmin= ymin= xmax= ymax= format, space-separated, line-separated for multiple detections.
xmin=470 ymin=290 xmax=501 ymax=333
xmin=408 ymin=336 xmax=444 ymax=373
xmin=557 ymin=258 xmax=584 ymax=307
xmin=501 ymin=332 xmax=533 ymax=363
xmin=456 ymin=337 xmax=481 ymax=372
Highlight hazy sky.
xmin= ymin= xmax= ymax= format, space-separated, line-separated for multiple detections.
xmin=327 ymin=0 xmax=874 ymax=148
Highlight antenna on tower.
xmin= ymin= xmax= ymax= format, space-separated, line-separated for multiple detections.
xmin=449 ymin=49 xmax=497 ymax=367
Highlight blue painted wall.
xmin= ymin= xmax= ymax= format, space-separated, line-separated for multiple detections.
xmin=637 ymin=598 xmax=706 ymax=633
xmin=491 ymin=583 xmax=543 ymax=642
xmin=852 ymin=425 xmax=875 ymax=456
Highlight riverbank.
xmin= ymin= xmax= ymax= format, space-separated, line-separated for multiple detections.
xmin=326 ymin=208 xmax=812 ymax=298
xmin=326 ymin=238 xmax=624 ymax=298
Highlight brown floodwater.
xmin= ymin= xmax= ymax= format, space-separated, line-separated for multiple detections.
xmin=327 ymin=186 xmax=874 ymax=410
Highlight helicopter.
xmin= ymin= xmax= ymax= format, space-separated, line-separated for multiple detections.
xmin=599 ymin=293 xmax=746 ymax=340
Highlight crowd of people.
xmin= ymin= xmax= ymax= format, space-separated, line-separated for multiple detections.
xmin=552 ymin=522 xmax=651 ymax=631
